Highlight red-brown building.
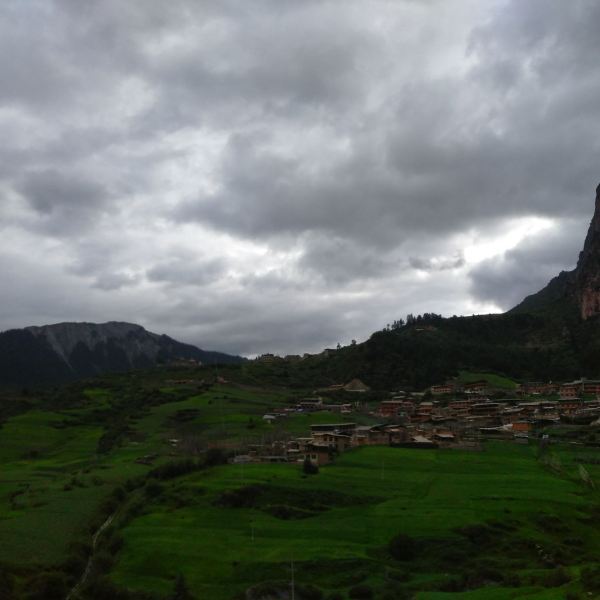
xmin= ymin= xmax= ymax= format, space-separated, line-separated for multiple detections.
xmin=378 ymin=400 xmax=404 ymax=418
xmin=464 ymin=380 xmax=488 ymax=395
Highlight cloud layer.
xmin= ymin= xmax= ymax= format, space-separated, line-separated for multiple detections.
xmin=1 ymin=0 xmax=599 ymax=355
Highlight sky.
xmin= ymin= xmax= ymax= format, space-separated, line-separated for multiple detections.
xmin=1 ymin=0 xmax=600 ymax=357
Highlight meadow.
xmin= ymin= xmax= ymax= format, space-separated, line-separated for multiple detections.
xmin=0 ymin=370 xmax=598 ymax=599
xmin=109 ymin=443 xmax=599 ymax=599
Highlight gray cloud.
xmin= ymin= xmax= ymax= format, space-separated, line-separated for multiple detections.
xmin=1 ymin=1 xmax=600 ymax=355
xmin=469 ymin=219 xmax=587 ymax=310
xmin=146 ymin=257 xmax=227 ymax=286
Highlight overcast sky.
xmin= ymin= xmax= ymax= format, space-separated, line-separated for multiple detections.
xmin=1 ymin=0 xmax=599 ymax=356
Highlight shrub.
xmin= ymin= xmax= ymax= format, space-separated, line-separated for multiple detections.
xmin=582 ymin=565 xmax=600 ymax=592
xmin=144 ymin=481 xmax=164 ymax=498
xmin=348 ymin=584 xmax=373 ymax=599
xmin=170 ymin=574 xmax=195 ymax=600
xmin=388 ymin=533 xmax=416 ymax=561
xmin=297 ymin=584 xmax=323 ymax=600
xmin=205 ymin=447 xmax=228 ymax=466
xmin=25 ymin=571 xmax=69 ymax=600
xmin=303 ymin=457 xmax=319 ymax=475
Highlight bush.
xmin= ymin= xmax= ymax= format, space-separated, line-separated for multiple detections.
xmin=205 ymin=448 xmax=228 ymax=466
xmin=303 ymin=457 xmax=319 ymax=475
xmin=297 ymin=584 xmax=323 ymax=600
xmin=582 ymin=565 xmax=600 ymax=592
xmin=170 ymin=574 xmax=195 ymax=600
xmin=348 ymin=584 xmax=373 ymax=599
xmin=25 ymin=571 xmax=70 ymax=600
xmin=148 ymin=459 xmax=201 ymax=481
xmin=542 ymin=566 xmax=571 ymax=587
xmin=144 ymin=481 xmax=164 ymax=498
xmin=388 ymin=533 xmax=416 ymax=561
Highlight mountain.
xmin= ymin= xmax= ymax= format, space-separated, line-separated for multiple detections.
xmin=0 ymin=321 xmax=244 ymax=386
xmin=265 ymin=183 xmax=600 ymax=390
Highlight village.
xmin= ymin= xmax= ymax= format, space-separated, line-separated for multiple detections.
xmin=231 ymin=376 xmax=600 ymax=466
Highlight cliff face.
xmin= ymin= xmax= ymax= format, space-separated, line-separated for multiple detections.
xmin=510 ymin=183 xmax=600 ymax=321
xmin=575 ymin=184 xmax=600 ymax=319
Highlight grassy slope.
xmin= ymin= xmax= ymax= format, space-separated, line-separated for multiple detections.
xmin=1 ymin=373 xmax=599 ymax=598
xmin=110 ymin=443 xmax=599 ymax=599
xmin=0 ymin=382 xmax=290 ymax=567
xmin=456 ymin=371 xmax=518 ymax=391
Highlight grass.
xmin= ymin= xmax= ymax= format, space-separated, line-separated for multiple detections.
xmin=0 ymin=382 xmax=290 ymax=567
xmin=109 ymin=442 xmax=599 ymax=599
xmin=457 ymin=371 xmax=519 ymax=390
xmin=1 ymin=373 xmax=598 ymax=599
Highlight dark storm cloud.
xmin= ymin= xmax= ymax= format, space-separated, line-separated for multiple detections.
xmin=2 ymin=0 xmax=600 ymax=355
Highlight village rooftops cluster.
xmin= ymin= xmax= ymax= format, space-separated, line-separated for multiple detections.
xmin=236 ymin=376 xmax=600 ymax=467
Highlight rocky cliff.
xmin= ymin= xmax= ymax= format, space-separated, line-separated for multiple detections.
xmin=511 ymin=183 xmax=600 ymax=320
xmin=575 ymin=184 xmax=600 ymax=319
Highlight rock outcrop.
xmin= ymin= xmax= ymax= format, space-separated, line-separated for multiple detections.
xmin=511 ymin=183 xmax=600 ymax=320
xmin=575 ymin=184 xmax=600 ymax=319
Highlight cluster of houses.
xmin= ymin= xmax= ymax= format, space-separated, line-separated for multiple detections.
xmin=239 ymin=376 xmax=600 ymax=466
xmin=235 ymin=421 xmax=447 ymax=467
xmin=430 ymin=378 xmax=600 ymax=399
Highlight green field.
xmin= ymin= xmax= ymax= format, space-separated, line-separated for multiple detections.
xmin=108 ymin=443 xmax=599 ymax=599
xmin=457 ymin=371 xmax=518 ymax=391
xmin=0 ymin=372 xmax=599 ymax=599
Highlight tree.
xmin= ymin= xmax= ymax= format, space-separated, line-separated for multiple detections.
xmin=303 ymin=456 xmax=319 ymax=475
xmin=171 ymin=574 xmax=195 ymax=600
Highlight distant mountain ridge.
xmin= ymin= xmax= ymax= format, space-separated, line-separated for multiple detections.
xmin=0 ymin=321 xmax=243 ymax=385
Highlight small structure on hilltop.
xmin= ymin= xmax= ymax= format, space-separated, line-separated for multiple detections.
xmin=343 ymin=378 xmax=370 ymax=392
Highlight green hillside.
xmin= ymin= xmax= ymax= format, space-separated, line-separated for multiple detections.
xmin=0 ymin=370 xmax=599 ymax=599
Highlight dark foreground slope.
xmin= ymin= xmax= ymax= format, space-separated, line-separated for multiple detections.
xmin=0 ymin=321 xmax=243 ymax=386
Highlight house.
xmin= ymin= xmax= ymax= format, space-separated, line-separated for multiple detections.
xmin=257 ymin=353 xmax=280 ymax=363
xmin=520 ymin=382 xmax=559 ymax=396
xmin=312 ymin=432 xmax=352 ymax=453
xmin=297 ymin=398 xmax=323 ymax=412
xmin=581 ymin=379 xmax=600 ymax=396
xmin=433 ymin=431 xmax=455 ymax=443
xmin=262 ymin=414 xmax=278 ymax=423
xmin=560 ymin=381 xmax=581 ymax=399
xmin=464 ymin=380 xmax=489 ymax=395
xmin=511 ymin=421 xmax=532 ymax=433
xmin=471 ymin=402 xmax=501 ymax=416
xmin=448 ymin=399 xmax=472 ymax=416
xmin=351 ymin=425 xmax=390 ymax=446
xmin=303 ymin=443 xmax=334 ymax=466
xmin=378 ymin=400 xmax=404 ymax=418
xmin=430 ymin=384 xmax=453 ymax=395
xmin=310 ymin=423 xmax=357 ymax=435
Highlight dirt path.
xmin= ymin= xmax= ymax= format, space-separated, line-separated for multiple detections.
xmin=65 ymin=512 xmax=116 ymax=600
